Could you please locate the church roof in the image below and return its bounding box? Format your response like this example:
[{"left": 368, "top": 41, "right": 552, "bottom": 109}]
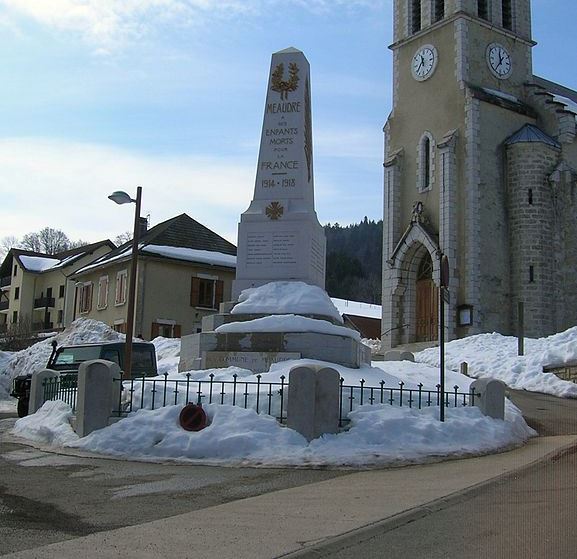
[{"left": 505, "top": 124, "right": 561, "bottom": 149}]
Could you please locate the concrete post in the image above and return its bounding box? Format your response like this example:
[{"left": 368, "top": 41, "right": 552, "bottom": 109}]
[
  {"left": 470, "top": 378, "right": 506, "bottom": 420},
  {"left": 287, "top": 366, "right": 340, "bottom": 441},
  {"left": 29, "top": 369, "right": 60, "bottom": 414},
  {"left": 76, "top": 359, "right": 122, "bottom": 437}
]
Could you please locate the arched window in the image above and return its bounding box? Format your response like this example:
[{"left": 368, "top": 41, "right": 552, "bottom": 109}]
[
  {"left": 478, "top": 0, "right": 489, "bottom": 21},
  {"left": 502, "top": 0, "right": 512, "bottom": 30},
  {"left": 411, "top": 0, "right": 422, "bottom": 33},
  {"left": 433, "top": 0, "right": 445, "bottom": 23},
  {"left": 418, "top": 132, "right": 435, "bottom": 192}
]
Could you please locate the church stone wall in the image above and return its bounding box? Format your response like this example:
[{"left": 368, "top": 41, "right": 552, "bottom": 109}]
[
  {"left": 477, "top": 103, "right": 534, "bottom": 334},
  {"left": 507, "top": 142, "right": 560, "bottom": 337}
]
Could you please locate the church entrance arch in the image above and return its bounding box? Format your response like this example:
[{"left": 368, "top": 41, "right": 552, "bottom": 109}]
[{"left": 415, "top": 252, "right": 438, "bottom": 342}]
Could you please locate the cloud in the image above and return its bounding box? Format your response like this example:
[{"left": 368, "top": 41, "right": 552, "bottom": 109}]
[
  {"left": 0, "top": 0, "right": 381, "bottom": 52},
  {"left": 0, "top": 137, "right": 254, "bottom": 243}
]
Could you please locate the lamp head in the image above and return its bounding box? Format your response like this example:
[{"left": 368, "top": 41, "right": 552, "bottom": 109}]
[{"left": 108, "top": 191, "right": 134, "bottom": 205}]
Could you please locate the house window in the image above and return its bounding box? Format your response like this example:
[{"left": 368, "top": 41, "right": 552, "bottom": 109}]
[
  {"left": 57, "top": 310, "right": 63, "bottom": 325},
  {"left": 411, "top": 0, "right": 421, "bottom": 33},
  {"left": 13, "top": 265, "right": 17, "bottom": 277},
  {"left": 97, "top": 276, "right": 109, "bottom": 310},
  {"left": 115, "top": 270, "right": 128, "bottom": 306},
  {"left": 113, "top": 321, "right": 126, "bottom": 334},
  {"left": 79, "top": 282, "right": 93, "bottom": 314},
  {"left": 478, "top": 0, "right": 489, "bottom": 20},
  {"left": 433, "top": 0, "right": 444, "bottom": 22},
  {"left": 191, "top": 277, "right": 224, "bottom": 310},
  {"left": 59, "top": 285, "right": 65, "bottom": 298},
  {"left": 502, "top": 0, "right": 512, "bottom": 30},
  {"left": 14, "top": 287, "right": 19, "bottom": 300},
  {"left": 12, "top": 310, "right": 17, "bottom": 323},
  {"left": 418, "top": 132, "right": 435, "bottom": 192},
  {"left": 151, "top": 321, "right": 182, "bottom": 339}
]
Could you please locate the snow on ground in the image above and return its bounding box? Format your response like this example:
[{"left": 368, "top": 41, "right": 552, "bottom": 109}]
[
  {"left": 0, "top": 318, "right": 124, "bottom": 398},
  {"left": 416, "top": 328, "right": 577, "bottom": 398},
  {"left": 232, "top": 282, "right": 343, "bottom": 323}
]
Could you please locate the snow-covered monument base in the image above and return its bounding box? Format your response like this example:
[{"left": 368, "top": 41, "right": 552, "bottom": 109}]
[{"left": 178, "top": 281, "right": 371, "bottom": 373}]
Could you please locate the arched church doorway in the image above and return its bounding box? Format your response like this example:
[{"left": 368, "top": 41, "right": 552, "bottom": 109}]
[{"left": 415, "top": 252, "right": 438, "bottom": 342}]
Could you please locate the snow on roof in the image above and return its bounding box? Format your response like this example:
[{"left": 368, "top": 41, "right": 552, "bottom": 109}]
[
  {"left": 233, "top": 281, "right": 343, "bottom": 323},
  {"left": 331, "top": 298, "right": 381, "bottom": 320},
  {"left": 74, "top": 247, "right": 133, "bottom": 275},
  {"left": 141, "top": 245, "right": 236, "bottom": 268},
  {"left": 18, "top": 255, "right": 61, "bottom": 272},
  {"left": 553, "top": 94, "right": 577, "bottom": 121}
]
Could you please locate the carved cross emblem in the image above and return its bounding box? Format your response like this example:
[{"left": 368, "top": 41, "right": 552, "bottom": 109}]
[{"left": 265, "top": 201, "right": 284, "bottom": 220}]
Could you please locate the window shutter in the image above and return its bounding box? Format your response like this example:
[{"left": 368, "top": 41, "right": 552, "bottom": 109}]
[
  {"left": 215, "top": 280, "right": 224, "bottom": 307},
  {"left": 151, "top": 322, "right": 160, "bottom": 339},
  {"left": 190, "top": 277, "right": 200, "bottom": 306},
  {"left": 174, "top": 324, "right": 182, "bottom": 338}
]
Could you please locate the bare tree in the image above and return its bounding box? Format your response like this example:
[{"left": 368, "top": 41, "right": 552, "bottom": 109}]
[
  {"left": 114, "top": 231, "right": 132, "bottom": 246},
  {"left": 0, "top": 236, "right": 20, "bottom": 260},
  {"left": 21, "top": 228, "right": 71, "bottom": 255}
]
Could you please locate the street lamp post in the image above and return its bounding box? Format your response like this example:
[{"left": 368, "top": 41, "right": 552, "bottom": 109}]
[{"left": 108, "top": 187, "right": 142, "bottom": 380}]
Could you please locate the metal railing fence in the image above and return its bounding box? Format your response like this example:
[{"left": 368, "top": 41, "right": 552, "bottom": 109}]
[{"left": 42, "top": 375, "right": 78, "bottom": 411}]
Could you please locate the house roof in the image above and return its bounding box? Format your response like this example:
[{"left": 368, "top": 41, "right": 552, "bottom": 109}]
[
  {"left": 0, "top": 240, "right": 115, "bottom": 276},
  {"left": 505, "top": 123, "right": 561, "bottom": 148},
  {"left": 74, "top": 213, "right": 237, "bottom": 275}
]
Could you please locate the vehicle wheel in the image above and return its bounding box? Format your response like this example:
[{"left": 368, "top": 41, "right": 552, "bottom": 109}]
[{"left": 17, "top": 399, "right": 29, "bottom": 418}]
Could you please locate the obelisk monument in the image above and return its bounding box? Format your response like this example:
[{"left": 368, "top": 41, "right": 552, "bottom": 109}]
[{"left": 233, "top": 47, "right": 326, "bottom": 299}]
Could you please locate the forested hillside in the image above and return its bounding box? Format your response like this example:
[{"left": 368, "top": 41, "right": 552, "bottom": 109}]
[{"left": 324, "top": 218, "right": 382, "bottom": 304}]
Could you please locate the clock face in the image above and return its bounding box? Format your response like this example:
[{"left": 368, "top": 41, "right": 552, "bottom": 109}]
[
  {"left": 486, "top": 43, "right": 512, "bottom": 79},
  {"left": 411, "top": 45, "right": 438, "bottom": 81}
]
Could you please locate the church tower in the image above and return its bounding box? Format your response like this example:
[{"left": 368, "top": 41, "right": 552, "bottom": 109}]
[{"left": 382, "top": 1, "right": 577, "bottom": 348}]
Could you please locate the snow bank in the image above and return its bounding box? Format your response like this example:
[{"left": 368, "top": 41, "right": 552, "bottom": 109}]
[
  {"left": 12, "top": 400, "right": 78, "bottom": 445},
  {"left": 151, "top": 336, "right": 181, "bottom": 376},
  {"left": 232, "top": 282, "right": 343, "bottom": 324},
  {"left": 0, "top": 318, "right": 124, "bottom": 399},
  {"left": 215, "top": 314, "right": 360, "bottom": 341},
  {"left": 37, "top": 398, "right": 534, "bottom": 467},
  {"left": 416, "top": 328, "right": 577, "bottom": 398},
  {"left": 331, "top": 298, "right": 381, "bottom": 320}
]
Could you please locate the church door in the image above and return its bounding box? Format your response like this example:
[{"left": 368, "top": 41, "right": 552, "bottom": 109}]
[{"left": 415, "top": 254, "right": 438, "bottom": 342}]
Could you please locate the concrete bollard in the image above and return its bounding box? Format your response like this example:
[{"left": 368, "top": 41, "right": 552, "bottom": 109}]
[
  {"left": 29, "top": 368, "right": 60, "bottom": 415},
  {"left": 76, "top": 359, "right": 122, "bottom": 437},
  {"left": 287, "top": 366, "right": 340, "bottom": 441},
  {"left": 470, "top": 378, "right": 506, "bottom": 420}
]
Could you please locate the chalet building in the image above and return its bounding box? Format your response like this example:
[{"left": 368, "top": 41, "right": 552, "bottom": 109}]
[
  {"left": 0, "top": 241, "right": 115, "bottom": 333},
  {"left": 71, "top": 213, "right": 237, "bottom": 340},
  {"left": 382, "top": 0, "right": 577, "bottom": 348}
]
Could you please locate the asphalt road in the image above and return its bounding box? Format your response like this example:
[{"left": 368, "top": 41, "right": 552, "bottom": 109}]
[
  {"left": 291, "top": 389, "right": 577, "bottom": 559},
  {"left": 0, "top": 417, "right": 348, "bottom": 556}
]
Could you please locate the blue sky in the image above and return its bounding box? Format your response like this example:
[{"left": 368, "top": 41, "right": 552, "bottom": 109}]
[{"left": 0, "top": 0, "right": 575, "bottom": 246}]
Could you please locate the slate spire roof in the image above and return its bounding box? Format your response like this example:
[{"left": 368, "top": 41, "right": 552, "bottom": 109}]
[{"left": 505, "top": 124, "right": 561, "bottom": 149}]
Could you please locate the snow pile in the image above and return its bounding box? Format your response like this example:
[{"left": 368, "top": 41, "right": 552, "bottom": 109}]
[
  {"left": 232, "top": 282, "right": 343, "bottom": 324},
  {"left": 0, "top": 318, "right": 124, "bottom": 398},
  {"left": 362, "top": 338, "right": 382, "bottom": 355},
  {"left": 16, "top": 398, "right": 533, "bottom": 468},
  {"left": 215, "top": 314, "right": 360, "bottom": 341},
  {"left": 416, "top": 328, "right": 577, "bottom": 398},
  {"left": 12, "top": 400, "right": 78, "bottom": 445},
  {"left": 151, "top": 337, "right": 181, "bottom": 376}
]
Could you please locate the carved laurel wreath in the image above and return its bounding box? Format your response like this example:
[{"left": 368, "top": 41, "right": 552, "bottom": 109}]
[
  {"left": 265, "top": 201, "right": 284, "bottom": 220},
  {"left": 271, "top": 63, "right": 300, "bottom": 99}
]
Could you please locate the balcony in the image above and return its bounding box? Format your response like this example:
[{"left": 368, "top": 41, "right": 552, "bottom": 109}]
[
  {"left": 0, "top": 300, "right": 8, "bottom": 312},
  {"left": 0, "top": 276, "right": 10, "bottom": 289},
  {"left": 34, "top": 297, "right": 56, "bottom": 309}
]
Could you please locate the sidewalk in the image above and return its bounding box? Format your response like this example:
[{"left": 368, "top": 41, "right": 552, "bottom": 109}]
[{"left": 4, "top": 435, "right": 575, "bottom": 559}]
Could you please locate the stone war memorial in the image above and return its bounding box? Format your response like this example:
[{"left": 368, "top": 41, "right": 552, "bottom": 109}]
[{"left": 179, "top": 48, "right": 371, "bottom": 374}]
